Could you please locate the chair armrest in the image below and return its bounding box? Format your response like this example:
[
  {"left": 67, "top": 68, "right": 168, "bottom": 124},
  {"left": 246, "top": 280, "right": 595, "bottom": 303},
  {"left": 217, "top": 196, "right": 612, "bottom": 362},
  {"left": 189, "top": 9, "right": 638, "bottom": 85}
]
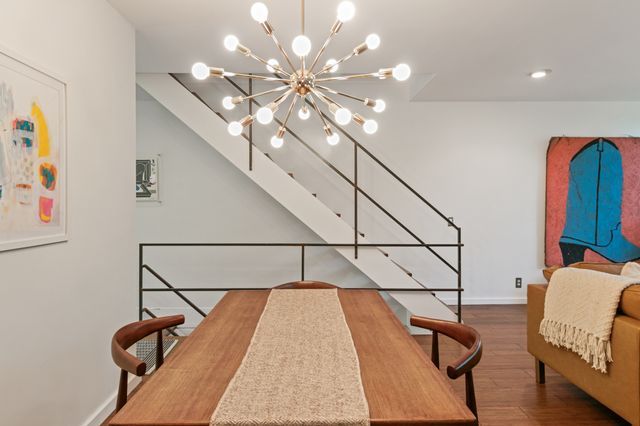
[
  {"left": 410, "top": 316, "right": 482, "bottom": 380},
  {"left": 111, "top": 315, "right": 185, "bottom": 375}
]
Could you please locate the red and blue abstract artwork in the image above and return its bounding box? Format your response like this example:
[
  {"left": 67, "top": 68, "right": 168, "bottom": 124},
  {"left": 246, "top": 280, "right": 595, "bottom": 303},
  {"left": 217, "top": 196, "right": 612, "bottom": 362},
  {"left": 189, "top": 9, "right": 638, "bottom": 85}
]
[{"left": 546, "top": 137, "right": 640, "bottom": 266}]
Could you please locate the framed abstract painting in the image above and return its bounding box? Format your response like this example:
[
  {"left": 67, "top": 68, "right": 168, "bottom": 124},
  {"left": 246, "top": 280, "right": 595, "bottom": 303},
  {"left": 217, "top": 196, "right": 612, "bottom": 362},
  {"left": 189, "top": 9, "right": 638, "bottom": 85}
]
[
  {"left": 0, "top": 49, "right": 67, "bottom": 252},
  {"left": 546, "top": 137, "right": 640, "bottom": 266}
]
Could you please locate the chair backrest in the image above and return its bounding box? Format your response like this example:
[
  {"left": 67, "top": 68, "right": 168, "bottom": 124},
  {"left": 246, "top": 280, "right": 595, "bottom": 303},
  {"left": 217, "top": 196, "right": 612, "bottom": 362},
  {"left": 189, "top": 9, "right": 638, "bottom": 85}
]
[
  {"left": 274, "top": 280, "right": 339, "bottom": 289},
  {"left": 111, "top": 315, "right": 185, "bottom": 376}
]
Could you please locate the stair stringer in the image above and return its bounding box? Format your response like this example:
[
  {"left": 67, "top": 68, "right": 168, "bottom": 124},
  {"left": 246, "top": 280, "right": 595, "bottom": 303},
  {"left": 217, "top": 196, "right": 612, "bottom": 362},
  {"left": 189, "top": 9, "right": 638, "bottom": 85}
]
[{"left": 137, "top": 73, "right": 456, "bottom": 322}]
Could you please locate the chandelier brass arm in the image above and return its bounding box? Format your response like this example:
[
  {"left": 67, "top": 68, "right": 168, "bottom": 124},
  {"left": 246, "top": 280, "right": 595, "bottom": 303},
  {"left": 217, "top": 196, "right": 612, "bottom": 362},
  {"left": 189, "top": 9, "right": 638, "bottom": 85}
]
[
  {"left": 315, "top": 71, "right": 385, "bottom": 83},
  {"left": 308, "top": 19, "right": 344, "bottom": 73},
  {"left": 230, "top": 85, "right": 291, "bottom": 107},
  {"left": 262, "top": 25, "right": 298, "bottom": 74},
  {"left": 225, "top": 71, "right": 290, "bottom": 82},
  {"left": 243, "top": 48, "right": 291, "bottom": 78},
  {"left": 315, "top": 85, "right": 366, "bottom": 104}
]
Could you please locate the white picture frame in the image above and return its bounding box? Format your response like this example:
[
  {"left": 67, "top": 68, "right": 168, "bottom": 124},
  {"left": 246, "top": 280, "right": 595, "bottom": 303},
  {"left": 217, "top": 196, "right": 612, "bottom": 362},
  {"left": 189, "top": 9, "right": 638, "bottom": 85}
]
[{"left": 0, "top": 47, "right": 68, "bottom": 252}]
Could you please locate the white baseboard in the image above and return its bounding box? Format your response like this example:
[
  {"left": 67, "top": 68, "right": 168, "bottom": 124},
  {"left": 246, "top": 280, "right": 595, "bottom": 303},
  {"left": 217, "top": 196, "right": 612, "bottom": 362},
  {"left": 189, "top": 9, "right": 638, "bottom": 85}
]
[
  {"left": 439, "top": 297, "right": 527, "bottom": 305},
  {"left": 80, "top": 340, "right": 178, "bottom": 426},
  {"left": 80, "top": 375, "right": 142, "bottom": 426}
]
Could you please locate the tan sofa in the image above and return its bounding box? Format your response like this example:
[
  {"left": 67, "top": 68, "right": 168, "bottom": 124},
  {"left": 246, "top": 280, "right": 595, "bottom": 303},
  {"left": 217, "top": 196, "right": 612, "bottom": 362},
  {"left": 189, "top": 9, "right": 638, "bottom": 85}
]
[{"left": 528, "top": 262, "right": 640, "bottom": 425}]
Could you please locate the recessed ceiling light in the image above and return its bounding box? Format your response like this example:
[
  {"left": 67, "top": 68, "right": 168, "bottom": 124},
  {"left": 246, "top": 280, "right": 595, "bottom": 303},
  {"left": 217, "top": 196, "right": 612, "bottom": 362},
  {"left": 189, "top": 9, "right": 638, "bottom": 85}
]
[{"left": 530, "top": 69, "right": 551, "bottom": 79}]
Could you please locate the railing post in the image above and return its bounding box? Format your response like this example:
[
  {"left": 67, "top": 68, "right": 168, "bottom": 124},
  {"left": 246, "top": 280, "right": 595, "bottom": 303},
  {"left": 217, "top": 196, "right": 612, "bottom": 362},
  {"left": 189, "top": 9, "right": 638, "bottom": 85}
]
[
  {"left": 248, "top": 76, "right": 253, "bottom": 171},
  {"left": 301, "top": 244, "right": 305, "bottom": 280},
  {"left": 354, "top": 142, "right": 358, "bottom": 259},
  {"left": 138, "top": 244, "right": 143, "bottom": 321},
  {"left": 457, "top": 228, "right": 462, "bottom": 323}
]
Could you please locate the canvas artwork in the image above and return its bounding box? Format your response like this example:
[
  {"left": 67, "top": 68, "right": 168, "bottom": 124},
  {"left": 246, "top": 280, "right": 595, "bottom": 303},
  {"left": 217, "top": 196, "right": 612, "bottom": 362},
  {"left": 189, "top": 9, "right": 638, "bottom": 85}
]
[
  {"left": 546, "top": 137, "right": 640, "bottom": 266},
  {"left": 0, "top": 50, "right": 67, "bottom": 251},
  {"left": 136, "top": 156, "right": 159, "bottom": 201}
]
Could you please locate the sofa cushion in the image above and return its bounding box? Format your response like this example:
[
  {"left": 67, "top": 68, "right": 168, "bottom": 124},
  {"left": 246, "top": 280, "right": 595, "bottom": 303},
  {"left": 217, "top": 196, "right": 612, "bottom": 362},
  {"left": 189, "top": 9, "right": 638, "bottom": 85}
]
[
  {"left": 620, "top": 285, "right": 640, "bottom": 321},
  {"left": 622, "top": 262, "right": 640, "bottom": 279},
  {"left": 542, "top": 262, "right": 640, "bottom": 321}
]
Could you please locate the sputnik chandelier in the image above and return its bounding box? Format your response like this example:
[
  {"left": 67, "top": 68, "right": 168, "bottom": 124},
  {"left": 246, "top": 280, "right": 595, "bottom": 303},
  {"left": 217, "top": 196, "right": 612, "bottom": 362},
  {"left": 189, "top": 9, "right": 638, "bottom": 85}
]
[{"left": 191, "top": 0, "right": 411, "bottom": 148}]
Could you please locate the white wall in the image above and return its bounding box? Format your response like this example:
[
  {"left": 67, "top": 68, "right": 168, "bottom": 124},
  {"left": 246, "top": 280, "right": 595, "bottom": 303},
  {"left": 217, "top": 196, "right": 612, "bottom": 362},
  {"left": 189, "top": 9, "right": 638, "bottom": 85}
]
[
  {"left": 0, "top": 1, "right": 135, "bottom": 425},
  {"left": 161, "top": 77, "right": 640, "bottom": 305},
  {"left": 365, "top": 96, "right": 640, "bottom": 304}
]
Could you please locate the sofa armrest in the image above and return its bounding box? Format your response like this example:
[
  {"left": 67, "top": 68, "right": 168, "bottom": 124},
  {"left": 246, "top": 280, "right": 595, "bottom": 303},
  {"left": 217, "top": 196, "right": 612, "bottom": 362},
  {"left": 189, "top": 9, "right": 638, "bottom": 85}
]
[
  {"left": 527, "top": 283, "right": 640, "bottom": 425},
  {"left": 527, "top": 284, "right": 547, "bottom": 356}
]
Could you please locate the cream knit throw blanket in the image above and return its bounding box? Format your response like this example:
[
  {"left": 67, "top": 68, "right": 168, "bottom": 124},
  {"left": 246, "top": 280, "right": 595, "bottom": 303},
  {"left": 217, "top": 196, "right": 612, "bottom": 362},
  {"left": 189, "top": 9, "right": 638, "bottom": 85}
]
[
  {"left": 540, "top": 265, "right": 640, "bottom": 373},
  {"left": 211, "top": 289, "right": 369, "bottom": 426}
]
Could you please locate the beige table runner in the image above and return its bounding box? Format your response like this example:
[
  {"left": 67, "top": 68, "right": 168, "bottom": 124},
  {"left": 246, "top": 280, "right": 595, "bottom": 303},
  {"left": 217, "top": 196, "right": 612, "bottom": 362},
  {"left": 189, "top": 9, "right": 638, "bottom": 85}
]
[{"left": 210, "top": 289, "right": 369, "bottom": 426}]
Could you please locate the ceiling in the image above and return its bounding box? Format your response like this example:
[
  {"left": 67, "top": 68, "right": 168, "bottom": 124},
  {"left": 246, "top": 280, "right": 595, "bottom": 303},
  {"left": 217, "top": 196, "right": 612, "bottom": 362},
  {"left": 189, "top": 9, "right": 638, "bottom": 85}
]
[{"left": 110, "top": 0, "right": 640, "bottom": 101}]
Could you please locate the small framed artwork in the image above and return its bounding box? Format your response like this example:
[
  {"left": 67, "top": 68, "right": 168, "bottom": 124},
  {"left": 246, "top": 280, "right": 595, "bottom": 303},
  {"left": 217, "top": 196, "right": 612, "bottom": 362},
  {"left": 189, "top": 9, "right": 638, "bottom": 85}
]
[
  {"left": 0, "top": 48, "right": 67, "bottom": 252},
  {"left": 136, "top": 155, "right": 160, "bottom": 202}
]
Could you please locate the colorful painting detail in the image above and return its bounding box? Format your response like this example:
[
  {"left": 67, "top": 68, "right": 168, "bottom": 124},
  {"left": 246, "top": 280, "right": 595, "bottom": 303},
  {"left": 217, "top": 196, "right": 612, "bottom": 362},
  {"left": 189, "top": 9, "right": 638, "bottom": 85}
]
[
  {"left": 546, "top": 137, "right": 640, "bottom": 266},
  {"left": 0, "top": 50, "right": 66, "bottom": 251},
  {"left": 136, "top": 157, "right": 159, "bottom": 202},
  {"left": 39, "top": 162, "right": 57, "bottom": 190}
]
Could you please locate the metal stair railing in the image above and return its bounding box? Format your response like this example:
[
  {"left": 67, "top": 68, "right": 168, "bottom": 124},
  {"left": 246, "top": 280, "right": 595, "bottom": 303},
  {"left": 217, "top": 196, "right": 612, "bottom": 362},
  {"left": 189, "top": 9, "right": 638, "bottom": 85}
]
[
  {"left": 167, "top": 73, "right": 464, "bottom": 321},
  {"left": 138, "top": 243, "right": 464, "bottom": 322}
]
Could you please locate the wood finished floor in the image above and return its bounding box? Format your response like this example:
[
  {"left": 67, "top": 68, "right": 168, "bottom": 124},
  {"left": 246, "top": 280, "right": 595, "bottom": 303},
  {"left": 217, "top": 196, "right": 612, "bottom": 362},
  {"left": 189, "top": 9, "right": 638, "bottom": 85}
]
[
  {"left": 104, "top": 305, "right": 628, "bottom": 426},
  {"left": 413, "top": 305, "right": 628, "bottom": 425}
]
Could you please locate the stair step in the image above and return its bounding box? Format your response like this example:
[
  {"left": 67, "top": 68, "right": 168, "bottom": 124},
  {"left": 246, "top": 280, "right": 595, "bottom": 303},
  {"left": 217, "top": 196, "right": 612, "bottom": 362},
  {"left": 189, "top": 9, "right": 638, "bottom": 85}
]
[
  {"left": 287, "top": 172, "right": 294, "bottom": 179},
  {"left": 359, "top": 232, "right": 365, "bottom": 238},
  {"left": 264, "top": 153, "right": 272, "bottom": 160},
  {"left": 312, "top": 193, "right": 317, "bottom": 198},
  {"left": 335, "top": 212, "right": 341, "bottom": 218},
  {"left": 390, "top": 258, "right": 413, "bottom": 277}
]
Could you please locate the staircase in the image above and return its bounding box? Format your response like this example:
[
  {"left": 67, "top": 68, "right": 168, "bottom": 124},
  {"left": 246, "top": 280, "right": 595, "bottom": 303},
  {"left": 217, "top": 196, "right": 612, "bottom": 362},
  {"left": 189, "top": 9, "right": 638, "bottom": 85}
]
[{"left": 137, "top": 73, "right": 461, "bottom": 322}]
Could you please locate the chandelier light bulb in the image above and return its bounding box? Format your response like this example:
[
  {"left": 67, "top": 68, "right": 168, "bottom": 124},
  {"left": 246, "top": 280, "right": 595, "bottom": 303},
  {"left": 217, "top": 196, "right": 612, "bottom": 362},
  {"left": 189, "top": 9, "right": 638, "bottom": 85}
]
[
  {"left": 392, "top": 63, "right": 411, "bottom": 81},
  {"left": 191, "top": 62, "right": 210, "bottom": 80},
  {"left": 325, "top": 58, "right": 339, "bottom": 73},
  {"left": 250, "top": 2, "right": 269, "bottom": 23},
  {"left": 363, "top": 119, "right": 378, "bottom": 134},
  {"left": 256, "top": 107, "right": 274, "bottom": 124},
  {"left": 270, "top": 135, "right": 284, "bottom": 148},
  {"left": 327, "top": 133, "right": 340, "bottom": 146},
  {"left": 373, "top": 99, "right": 386, "bottom": 113},
  {"left": 266, "top": 58, "right": 279, "bottom": 73},
  {"left": 224, "top": 35, "right": 240, "bottom": 51},
  {"left": 337, "top": 1, "right": 356, "bottom": 22},
  {"left": 334, "top": 107, "right": 352, "bottom": 125},
  {"left": 298, "top": 106, "right": 310, "bottom": 120},
  {"left": 365, "top": 34, "right": 381, "bottom": 50},
  {"left": 222, "top": 96, "right": 235, "bottom": 110},
  {"left": 228, "top": 121, "right": 243, "bottom": 136},
  {"left": 292, "top": 35, "right": 312, "bottom": 57}
]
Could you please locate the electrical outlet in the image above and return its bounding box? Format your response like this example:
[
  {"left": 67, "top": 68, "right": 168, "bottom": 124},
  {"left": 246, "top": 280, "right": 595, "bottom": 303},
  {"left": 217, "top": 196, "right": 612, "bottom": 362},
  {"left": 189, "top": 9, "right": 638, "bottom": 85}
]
[{"left": 515, "top": 277, "right": 522, "bottom": 288}]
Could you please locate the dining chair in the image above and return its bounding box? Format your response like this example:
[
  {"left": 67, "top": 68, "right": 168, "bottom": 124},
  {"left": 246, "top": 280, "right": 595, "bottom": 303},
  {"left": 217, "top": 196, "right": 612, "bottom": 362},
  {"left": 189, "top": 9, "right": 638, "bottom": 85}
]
[
  {"left": 274, "top": 280, "right": 338, "bottom": 289},
  {"left": 111, "top": 315, "right": 185, "bottom": 412},
  {"left": 410, "top": 315, "right": 482, "bottom": 418}
]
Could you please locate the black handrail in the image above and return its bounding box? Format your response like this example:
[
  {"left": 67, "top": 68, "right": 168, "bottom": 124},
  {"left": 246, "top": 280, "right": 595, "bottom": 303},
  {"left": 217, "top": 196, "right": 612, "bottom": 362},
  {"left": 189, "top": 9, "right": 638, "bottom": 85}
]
[{"left": 139, "top": 242, "right": 463, "bottom": 323}]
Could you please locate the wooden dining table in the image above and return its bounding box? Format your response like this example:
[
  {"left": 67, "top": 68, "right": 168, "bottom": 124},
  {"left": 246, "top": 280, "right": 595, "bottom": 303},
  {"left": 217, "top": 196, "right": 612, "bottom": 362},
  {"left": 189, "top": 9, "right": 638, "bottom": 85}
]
[{"left": 110, "top": 289, "right": 476, "bottom": 426}]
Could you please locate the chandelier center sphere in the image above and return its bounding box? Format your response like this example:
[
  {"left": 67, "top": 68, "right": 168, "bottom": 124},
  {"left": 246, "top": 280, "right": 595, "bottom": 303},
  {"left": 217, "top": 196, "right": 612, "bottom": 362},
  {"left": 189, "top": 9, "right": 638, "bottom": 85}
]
[{"left": 291, "top": 70, "right": 315, "bottom": 96}]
